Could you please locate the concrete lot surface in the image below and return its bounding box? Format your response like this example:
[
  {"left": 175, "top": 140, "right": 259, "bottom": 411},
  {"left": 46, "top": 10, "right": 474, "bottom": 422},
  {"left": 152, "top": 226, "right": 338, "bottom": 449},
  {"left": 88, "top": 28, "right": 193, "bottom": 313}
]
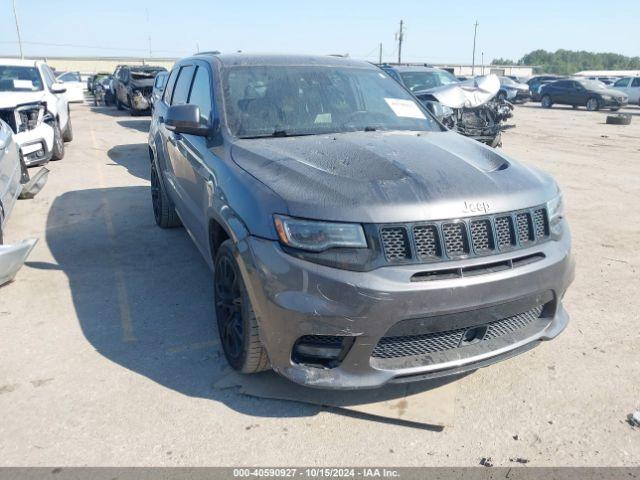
[{"left": 1, "top": 102, "right": 639, "bottom": 466}]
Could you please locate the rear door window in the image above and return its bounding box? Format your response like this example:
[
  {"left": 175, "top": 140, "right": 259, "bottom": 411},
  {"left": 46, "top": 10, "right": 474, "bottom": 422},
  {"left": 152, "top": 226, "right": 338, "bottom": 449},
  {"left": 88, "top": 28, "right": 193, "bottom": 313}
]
[
  {"left": 171, "top": 65, "right": 196, "bottom": 105},
  {"left": 162, "top": 68, "right": 179, "bottom": 104}
]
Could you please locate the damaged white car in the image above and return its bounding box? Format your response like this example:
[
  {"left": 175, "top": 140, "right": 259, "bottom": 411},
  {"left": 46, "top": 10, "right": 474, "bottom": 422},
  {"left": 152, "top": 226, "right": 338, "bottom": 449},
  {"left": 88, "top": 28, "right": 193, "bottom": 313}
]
[
  {"left": 0, "top": 59, "right": 74, "bottom": 164},
  {"left": 0, "top": 118, "right": 48, "bottom": 286}
]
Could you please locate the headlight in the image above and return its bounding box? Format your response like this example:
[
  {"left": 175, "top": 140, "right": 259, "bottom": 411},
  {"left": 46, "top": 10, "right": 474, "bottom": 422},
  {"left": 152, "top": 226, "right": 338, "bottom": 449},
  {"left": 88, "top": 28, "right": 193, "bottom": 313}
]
[
  {"left": 15, "top": 103, "right": 45, "bottom": 133},
  {"left": 274, "top": 215, "right": 367, "bottom": 252},
  {"left": 546, "top": 193, "right": 564, "bottom": 236}
]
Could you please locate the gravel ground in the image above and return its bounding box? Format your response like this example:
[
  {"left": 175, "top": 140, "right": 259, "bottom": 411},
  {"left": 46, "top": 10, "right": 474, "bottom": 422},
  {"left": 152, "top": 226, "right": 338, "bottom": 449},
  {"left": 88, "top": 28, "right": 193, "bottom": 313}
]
[{"left": 0, "top": 101, "right": 639, "bottom": 466}]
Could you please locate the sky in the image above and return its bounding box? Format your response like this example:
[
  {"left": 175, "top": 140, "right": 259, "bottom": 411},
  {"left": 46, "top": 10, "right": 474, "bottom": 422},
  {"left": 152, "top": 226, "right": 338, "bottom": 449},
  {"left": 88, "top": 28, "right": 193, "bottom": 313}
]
[{"left": 1, "top": 0, "right": 638, "bottom": 64}]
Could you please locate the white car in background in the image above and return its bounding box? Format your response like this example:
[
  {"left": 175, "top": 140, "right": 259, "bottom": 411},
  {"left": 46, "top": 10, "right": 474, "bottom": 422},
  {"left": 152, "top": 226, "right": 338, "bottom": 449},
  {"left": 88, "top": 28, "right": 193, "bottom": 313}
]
[
  {"left": 0, "top": 58, "right": 73, "bottom": 164},
  {"left": 612, "top": 77, "right": 640, "bottom": 105},
  {"left": 56, "top": 71, "right": 86, "bottom": 103},
  {"left": 0, "top": 118, "right": 47, "bottom": 286}
]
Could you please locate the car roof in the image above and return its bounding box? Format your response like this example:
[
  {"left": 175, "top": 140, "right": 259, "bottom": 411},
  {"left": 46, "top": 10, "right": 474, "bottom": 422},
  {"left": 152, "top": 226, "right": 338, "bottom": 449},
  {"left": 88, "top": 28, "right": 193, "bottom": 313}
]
[
  {"left": 0, "top": 58, "right": 41, "bottom": 67},
  {"left": 183, "top": 53, "right": 375, "bottom": 69},
  {"left": 380, "top": 65, "right": 447, "bottom": 73}
]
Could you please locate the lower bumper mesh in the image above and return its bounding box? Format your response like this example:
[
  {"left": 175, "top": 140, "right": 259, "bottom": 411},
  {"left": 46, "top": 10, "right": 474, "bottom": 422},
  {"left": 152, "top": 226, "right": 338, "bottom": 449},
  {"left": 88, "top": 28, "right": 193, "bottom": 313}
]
[{"left": 371, "top": 305, "right": 544, "bottom": 359}]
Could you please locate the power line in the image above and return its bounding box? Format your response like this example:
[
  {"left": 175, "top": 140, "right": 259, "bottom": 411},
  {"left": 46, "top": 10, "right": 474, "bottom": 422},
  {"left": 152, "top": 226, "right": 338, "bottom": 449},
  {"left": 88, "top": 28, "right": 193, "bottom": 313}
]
[{"left": 0, "top": 40, "right": 188, "bottom": 56}]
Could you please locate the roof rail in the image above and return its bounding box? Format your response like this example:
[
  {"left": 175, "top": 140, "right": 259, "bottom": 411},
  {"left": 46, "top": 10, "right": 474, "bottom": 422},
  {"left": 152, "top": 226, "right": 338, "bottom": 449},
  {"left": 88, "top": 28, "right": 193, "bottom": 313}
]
[{"left": 195, "top": 51, "right": 221, "bottom": 56}]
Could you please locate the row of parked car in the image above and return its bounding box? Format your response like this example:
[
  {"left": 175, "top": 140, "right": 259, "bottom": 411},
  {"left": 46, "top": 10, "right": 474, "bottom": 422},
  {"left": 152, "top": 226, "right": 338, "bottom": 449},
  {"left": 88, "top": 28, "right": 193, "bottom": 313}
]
[
  {"left": 528, "top": 74, "right": 639, "bottom": 111},
  {"left": 87, "top": 64, "right": 167, "bottom": 115},
  {"left": 0, "top": 57, "right": 78, "bottom": 284}
]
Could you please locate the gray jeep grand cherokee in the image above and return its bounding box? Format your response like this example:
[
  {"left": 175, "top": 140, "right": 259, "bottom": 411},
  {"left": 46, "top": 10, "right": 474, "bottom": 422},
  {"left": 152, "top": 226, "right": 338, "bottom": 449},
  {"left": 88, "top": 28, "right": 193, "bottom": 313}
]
[{"left": 148, "top": 54, "right": 574, "bottom": 389}]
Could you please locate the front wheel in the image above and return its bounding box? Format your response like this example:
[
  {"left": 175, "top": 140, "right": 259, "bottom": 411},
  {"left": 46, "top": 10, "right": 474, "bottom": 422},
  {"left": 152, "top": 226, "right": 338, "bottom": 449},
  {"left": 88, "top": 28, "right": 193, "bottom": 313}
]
[
  {"left": 150, "top": 162, "right": 181, "bottom": 228},
  {"left": 541, "top": 95, "right": 553, "bottom": 108},
  {"left": 214, "top": 240, "right": 270, "bottom": 374},
  {"left": 586, "top": 97, "right": 599, "bottom": 111},
  {"left": 62, "top": 114, "right": 73, "bottom": 142},
  {"left": 50, "top": 120, "right": 65, "bottom": 160}
]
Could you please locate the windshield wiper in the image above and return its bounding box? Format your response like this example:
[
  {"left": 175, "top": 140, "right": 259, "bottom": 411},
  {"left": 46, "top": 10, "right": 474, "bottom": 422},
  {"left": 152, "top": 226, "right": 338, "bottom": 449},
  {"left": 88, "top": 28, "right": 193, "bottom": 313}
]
[{"left": 239, "top": 130, "right": 318, "bottom": 139}]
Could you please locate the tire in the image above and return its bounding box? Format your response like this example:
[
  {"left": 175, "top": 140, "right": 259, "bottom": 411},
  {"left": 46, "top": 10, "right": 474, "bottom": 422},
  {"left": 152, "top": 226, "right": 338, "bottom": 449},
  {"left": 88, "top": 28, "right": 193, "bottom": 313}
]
[
  {"left": 586, "top": 97, "right": 599, "bottom": 111},
  {"left": 50, "top": 120, "right": 65, "bottom": 160},
  {"left": 541, "top": 95, "right": 553, "bottom": 108},
  {"left": 62, "top": 114, "right": 73, "bottom": 142},
  {"left": 610, "top": 107, "right": 620, "bottom": 112},
  {"left": 150, "top": 161, "right": 181, "bottom": 228},
  {"left": 606, "top": 114, "right": 632, "bottom": 125},
  {"left": 19, "top": 155, "right": 29, "bottom": 184},
  {"left": 572, "top": 105, "right": 579, "bottom": 109},
  {"left": 214, "top": 239, "right": 270, "bottom": 374},
  {"left": 116, "top": 97, "right": 124, "bottom": 110}
]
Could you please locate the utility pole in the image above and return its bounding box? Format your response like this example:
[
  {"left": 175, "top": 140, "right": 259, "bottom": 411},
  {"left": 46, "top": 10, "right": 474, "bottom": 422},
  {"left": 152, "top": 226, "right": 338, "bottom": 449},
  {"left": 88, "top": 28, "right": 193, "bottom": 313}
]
[
  {"left": 481, "top": 52, "right": 484, "bottom": 75},
  {"left": 471, "top": 20, "right": 479, "bottom": 75},
  {"left": 378, "top": 43, "right": 382, "bottom": 64},
  {"left": 396, "top": 20, "right": 404, "bottom": 64},
  {"left": 12, "top": 0, "right": 23, "bottom": 59}
]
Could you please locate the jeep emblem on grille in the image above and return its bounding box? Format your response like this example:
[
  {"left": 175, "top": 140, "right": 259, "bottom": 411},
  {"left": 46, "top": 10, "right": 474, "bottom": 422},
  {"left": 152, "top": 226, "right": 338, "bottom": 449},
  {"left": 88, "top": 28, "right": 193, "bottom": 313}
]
[{"left": 463, "top": 201, "right": 490, "bottom": 214}]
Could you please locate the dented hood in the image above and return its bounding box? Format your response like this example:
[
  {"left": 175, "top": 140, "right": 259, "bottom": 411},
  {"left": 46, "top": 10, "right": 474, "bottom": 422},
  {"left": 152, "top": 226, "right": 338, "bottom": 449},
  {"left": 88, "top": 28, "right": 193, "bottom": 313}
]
[
  {"left": 416, "top": 74, "right": 501, "bottom": 109},
  {"left": 0, "top": 91, "right": 47, "bottom": 109},
  {"left": 231, "top": 130, "right": 557, "bottom": 223}
]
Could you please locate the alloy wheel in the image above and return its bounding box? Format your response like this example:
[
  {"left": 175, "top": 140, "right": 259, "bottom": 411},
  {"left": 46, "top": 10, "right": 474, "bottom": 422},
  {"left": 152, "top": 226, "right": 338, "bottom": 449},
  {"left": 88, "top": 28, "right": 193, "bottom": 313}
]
[
  {"left": 150, "top": 166, "right": 161, "bottom": 223},
  {"left": 215, "top": 256, "right": 244, "bottom": 361}
]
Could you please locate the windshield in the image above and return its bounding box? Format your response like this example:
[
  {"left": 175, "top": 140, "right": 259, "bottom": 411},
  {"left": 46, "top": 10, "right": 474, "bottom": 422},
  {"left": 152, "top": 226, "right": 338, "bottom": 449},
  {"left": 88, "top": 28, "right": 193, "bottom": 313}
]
[
  {"left": 578, "top": 79, "right": 606, "bottom": 89},
  {"left": 0, "top": 66, "right": 43, "bottom": 92},
  {"left": 399, "top": 70, "right": 459, "bottom": 91},
  {"left": 223, "top": 66, "right": 441, "bottom": 138},
  {"left": 131, "top": 69, "right": 165, "bottom": 80},
  {"left": 500, "top": 76, "right": 517, "bottom": 85}
]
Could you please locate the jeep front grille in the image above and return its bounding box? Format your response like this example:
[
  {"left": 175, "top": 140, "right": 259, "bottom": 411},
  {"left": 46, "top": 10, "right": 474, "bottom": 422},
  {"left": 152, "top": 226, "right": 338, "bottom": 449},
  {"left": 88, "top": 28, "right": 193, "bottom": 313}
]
[{"left": 379, "top": 206, "right": 550, "bottom": 264}]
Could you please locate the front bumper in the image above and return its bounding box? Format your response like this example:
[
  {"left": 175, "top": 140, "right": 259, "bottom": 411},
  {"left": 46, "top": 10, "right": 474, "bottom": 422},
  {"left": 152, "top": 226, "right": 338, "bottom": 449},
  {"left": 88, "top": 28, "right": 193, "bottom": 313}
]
[
  {"left": 238, "top": 224, "right": 574, "bottom": 389},
  {"left": 130, "top": 93, "right": 151, "bottom": 112},
  {"left": 15, "top": 124, "right": 54, "bottom": 166},
  {"left": 601, "top": 97, "right": 628, "bottom": 108}
]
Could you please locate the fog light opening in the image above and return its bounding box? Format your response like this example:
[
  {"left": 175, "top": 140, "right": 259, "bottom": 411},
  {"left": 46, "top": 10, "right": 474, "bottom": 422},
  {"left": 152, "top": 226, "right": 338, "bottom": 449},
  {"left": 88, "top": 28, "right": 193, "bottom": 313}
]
[{"left": 292, "top": 335, "right": 354, "bottom": 369}]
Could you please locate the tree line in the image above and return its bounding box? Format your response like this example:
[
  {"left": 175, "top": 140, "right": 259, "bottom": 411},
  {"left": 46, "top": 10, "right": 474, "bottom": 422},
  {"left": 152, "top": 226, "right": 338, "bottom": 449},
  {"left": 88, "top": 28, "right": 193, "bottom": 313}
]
[{"left": 491, "top": 49, "right": 640, "bottom": 74}]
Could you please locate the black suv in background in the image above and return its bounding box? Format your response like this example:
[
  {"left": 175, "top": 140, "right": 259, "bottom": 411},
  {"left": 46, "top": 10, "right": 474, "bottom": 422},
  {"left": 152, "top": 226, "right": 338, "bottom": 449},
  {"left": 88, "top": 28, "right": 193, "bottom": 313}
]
[
  {"left": 539, "top": 78, "right": 628, "bottom": 111},
  {"left": 113, "top": 65, "right": 167, "bottom": 115}
]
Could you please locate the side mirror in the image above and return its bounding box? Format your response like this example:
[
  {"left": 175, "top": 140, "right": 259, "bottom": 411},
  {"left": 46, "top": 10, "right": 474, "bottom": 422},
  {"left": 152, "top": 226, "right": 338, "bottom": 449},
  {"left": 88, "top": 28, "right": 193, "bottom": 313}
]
[
  {"left": 165, "top": 104, "right": 210, "bottom": 136},
  {"left": 50, "top": 83, "right": 67, "bottom": 94}
]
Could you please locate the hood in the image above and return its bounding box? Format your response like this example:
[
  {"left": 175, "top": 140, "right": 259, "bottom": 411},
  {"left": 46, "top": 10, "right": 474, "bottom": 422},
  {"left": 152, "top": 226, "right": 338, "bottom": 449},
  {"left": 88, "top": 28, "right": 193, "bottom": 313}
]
[
  {"left": 415, "top": 74, "right": 501, "bottom": 109},
  {"left": 504, "top": 83, "right": 529, "bottom": 92},
  {"left": 598, "top": 88, "right": 627, "bottom": 98},
  {"left": 130, "top": 78, "right": 156, "bottom": 88},
  {"left": 231, "top": 130, "right": 557, "bottom": 223},
  {"left": 0, "top": 91, "right": 46, "bottom": 109}
]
